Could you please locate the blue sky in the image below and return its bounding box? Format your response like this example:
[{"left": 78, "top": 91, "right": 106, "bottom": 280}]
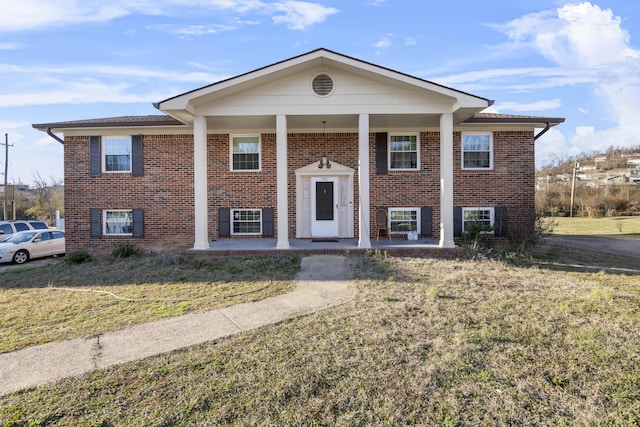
[{"left": 1, "top": 0, "right": 639, "bottom": 185}]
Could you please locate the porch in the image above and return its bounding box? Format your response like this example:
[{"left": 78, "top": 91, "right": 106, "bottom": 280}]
[{"left": 196, "top": 238, "right": 464, "bottom": 257}]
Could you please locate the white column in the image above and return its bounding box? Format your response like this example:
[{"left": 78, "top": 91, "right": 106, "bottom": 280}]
[
  {"left": 193, "top": 115, "right": 209, "bottom": 250},
  {"left": 276, "top": 114, "right": 290, "bottom": 249},
  {"left": 439, "top": 113, "right": 455, "bottom": 248},
  {"left": 358, "top": 113, "right": 371, "bottom": 249}
]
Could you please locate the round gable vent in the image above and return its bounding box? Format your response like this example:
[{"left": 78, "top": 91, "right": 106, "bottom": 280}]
[{"left": 312, "top": 73, "right": 334, "bottom": 96}]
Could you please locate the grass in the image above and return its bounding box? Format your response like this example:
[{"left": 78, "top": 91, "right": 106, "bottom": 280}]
[
  {"left": 0, "top": 253, "right": 300, "bottom": 353},
  {"left": 551, "top": 215, "right": 640, "bottom": 237},
  {"left": 1, "top": 247, "right": 639, "bottom": 425}
]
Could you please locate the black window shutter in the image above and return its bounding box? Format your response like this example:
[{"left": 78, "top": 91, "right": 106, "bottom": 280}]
[
  {"left": 89, "top": 136, "right": 101, "bottom": 177},
  {"left": 219, "top": 208, "right": 231, "bottom": 237},
  {"left": 262, "top": 208, "right": 274, "bottom": 237},
  {"left": 375, "top": 132, "right": 388, "bottom": 175},
  {"left": 494, "top": 207, "right": 507, "bottom": 237},
  {"left": 453, "top": 207, "right": 462, "bottom": 237},
  {"left": 131, "top": 135, "right": 143, "bottom": 177},
  {"left": 90, "top": 209, "right": 102, "bottom": 238},
  {"left": 132, "top": 209, "right": 144, "bottom": 238},
  {"left": 420, "top": 207, "right": 433, "bottom": 237}
]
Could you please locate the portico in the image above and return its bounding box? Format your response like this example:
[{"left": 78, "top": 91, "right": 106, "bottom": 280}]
[{"left": 155, "top": 48, "right": 491, "bottom": 251}]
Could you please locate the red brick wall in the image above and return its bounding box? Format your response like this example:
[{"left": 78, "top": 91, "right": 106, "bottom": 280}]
[
  {"left": 64, "top": 130, "right": 535, "bottom": 253},
  {"left": 453, "top": 131, "right": 536, "bottom": 235},
  {"left": 64, "top": 135, "right": 194, "bottom": 254}
]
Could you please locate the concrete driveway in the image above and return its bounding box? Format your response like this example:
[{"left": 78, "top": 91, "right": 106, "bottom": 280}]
[{"left": 544, "top": 235, "right": 640, "bottom": 259}]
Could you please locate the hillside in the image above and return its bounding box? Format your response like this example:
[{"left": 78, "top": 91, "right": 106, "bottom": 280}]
[{"left": 536, "top": 146, "right": 640, "bottom": 217}]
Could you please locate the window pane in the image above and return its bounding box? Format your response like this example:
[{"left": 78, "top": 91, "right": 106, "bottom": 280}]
[
  {"left": 389, "top": 135, "right": 418, "bottom": 169},
  {"left": 232, "top": 210, "right": 261, "bottom": 234},
  {"left": 233, "top": 153, "right": 260, "bottom": 170},
  {"left": 232, "top": 137, "right": 260, "bottom": 170},
  {"left": 463, "top": 152, "right": 490, "bottom": 168},
  {"left": 106, "top": 154, "right": 131, "bottom": 171},
  {"left": 104, "top": 137, "right": 131, "bottom": 172},
  {"left": 390, "top": 209, "right": 417, "bottom": 232},
  {"left": 462, "top": 134, "right": 491, "bottom": 169},
  {"left": 105, "top": 210, "right": 133, "bottom": 235},
  {"left": 463, "top": 134, "right": 490, "bottom": 151},
  {"left": 463, "top": 209, "right": 492, "bottom": 231}
]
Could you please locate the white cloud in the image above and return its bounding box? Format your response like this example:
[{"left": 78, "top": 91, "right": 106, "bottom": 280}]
[
  {"left": 271, "top": 1, "right": 338, "bottom": 30},
  {"left": 147, "top": 23, "right": 238, "bottom": 36},
  {"left": 492, "top": 2, "right": 640, "bottom": 161},
  {"left": 0, "top": 120, "right": 28, "bottom": 130},
  {"left": 498, "top": 3, "right": 639, "bottom": 68},
  {"left": 433, "top": 66, "right": 598, "bottom": 95},
  {"left": 0, "top": 0, "right": 337, "bottom": 33},
  {"left": 0, "top": 43, "right": 23, "bottom": 50},
  {"left": 373, "top": 35, "right": 392, "bottom": 50},
  {"left": 488, "top": 99, "right": 562, "bottom": 113},
  {"left": 0, "top": 0, "right": 135, "bottom": 32}
]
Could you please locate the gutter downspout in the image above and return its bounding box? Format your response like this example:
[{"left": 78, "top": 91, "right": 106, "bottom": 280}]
[
  {"left": 46, "top": 128, "right": 64, "bottom": 144},
  {"left": 534, "top": 122, "right": 552, "bottom": 141}
]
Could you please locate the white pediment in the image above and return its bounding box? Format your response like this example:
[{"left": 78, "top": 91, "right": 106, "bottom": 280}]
[
  {"left": 295, "top": 160, "right": 354, "bottom": 177},
  {"left": 157, "top": 49, "right": 491, "bottom": 126}
]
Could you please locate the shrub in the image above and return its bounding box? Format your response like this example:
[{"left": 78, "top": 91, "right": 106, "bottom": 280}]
[
  {"left": 64, "top": 249, "right": 92, "bottom": 264},
  {"left": 508, "top": 215, "right": 557, "bottom": 255},
  {"left": 461, "top": 221, "right": 492, "bottom": 250},
  {"left": 110, "top": 242, "right": 140, "bottom": 259}
]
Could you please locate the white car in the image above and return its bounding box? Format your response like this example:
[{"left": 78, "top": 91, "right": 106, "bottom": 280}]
[{"left": 0, "top": 230, "right": 65, "bottom": 264}]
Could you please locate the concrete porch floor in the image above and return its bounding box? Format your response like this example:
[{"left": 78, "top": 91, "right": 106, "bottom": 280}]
[{"left": 197, "top": 238, "right": 464, "bottom": 257}]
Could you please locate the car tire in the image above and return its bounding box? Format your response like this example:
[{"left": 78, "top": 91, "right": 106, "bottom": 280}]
[{"left": 13, "top": 250, "right": 29, "bottom": 265}]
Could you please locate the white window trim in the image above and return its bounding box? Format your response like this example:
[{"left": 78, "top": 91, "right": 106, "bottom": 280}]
[
  {"left": 462, "top": 207, "right": 495, "bottom": 234},
  {"left": 388, "top": 207, "right": 420, "bottom": 234},
  {"left": 102, "top": 136, "right": 132, "bottom": 173},
  {"left": 231, "top": 209, "right": 262, "bottom": 235},
  {"left": 388, "top": 133, "right": 420, "bottom": 171},
  {"left": 230, "top": 134, "right": 262, "bottom": 172},
  {"left": 104, "top": 209, "right": 133, "bottom": 236},
  {"left": 461, "top": 132, "right": 493, "bottom": 170}
]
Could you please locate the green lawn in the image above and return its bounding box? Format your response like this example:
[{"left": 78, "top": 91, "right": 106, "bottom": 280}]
[
  {"left": 0, "top": 254, "right": 299, "bottom": 353},
  {"left": 1, "top": 249, "right": 639, "bottom": 425},
  {"left": 551, "top": 215, "right": 640, "bottom": 237}
]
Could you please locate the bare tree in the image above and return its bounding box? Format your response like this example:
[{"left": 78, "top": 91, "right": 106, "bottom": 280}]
[{"left": 24, "top": 173, "right": 64, "bottom": 225}]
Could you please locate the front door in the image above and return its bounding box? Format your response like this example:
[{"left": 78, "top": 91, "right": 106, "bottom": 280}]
[{"left": 311, "top": 177, "right": 338, "bottom": 237}]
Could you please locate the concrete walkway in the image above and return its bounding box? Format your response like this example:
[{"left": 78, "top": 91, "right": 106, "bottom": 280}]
[{"left": 0, "top": 254, "right": 353, "bottom": 396}]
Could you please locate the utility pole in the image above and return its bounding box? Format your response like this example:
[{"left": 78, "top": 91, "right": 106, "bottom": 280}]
[
  {"left": 1, "top": 133, "right": 13, "bottom": 220},
  {"left": 569, "top": 159, "right": 579, "bottom": 218}
]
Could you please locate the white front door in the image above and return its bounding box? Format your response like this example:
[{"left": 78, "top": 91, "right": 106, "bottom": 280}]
[{"left": 311, "top": 177, "right": 338, "bottom": 237}]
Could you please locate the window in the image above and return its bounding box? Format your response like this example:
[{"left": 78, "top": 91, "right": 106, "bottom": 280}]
[
  {"left": 231, "top": 135, "right": 261, "bottom": 171},
  {"left": 104, "top": 210, "right": 133, "bottom": 235},
  {"left": 389, "top": 208, "right": 419, "bottom": 233},
  {"left": 389, "top": 134, "right": 419, "bottom": 170},
  {"left": 462, "top": 133, "right": 492, "bottom": 169},
  {"left": 14, "top": 223, "right": 29, "bottom": 232},
  {"left": 462, "top": 207, "right": 494, "bottom": 233},
  {"left": 103, "top": 136, "right": 132, "bottom": 172},
  {"left": 232, "top": 209, "right": 262, "bottom": 235}
]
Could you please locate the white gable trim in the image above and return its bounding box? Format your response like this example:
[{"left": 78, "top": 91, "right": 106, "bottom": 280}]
[{"left": 157, "top": 49, "right": 491, "bottom": 121}]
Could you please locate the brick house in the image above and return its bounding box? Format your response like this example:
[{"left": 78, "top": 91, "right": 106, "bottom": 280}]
[{"left": 33, "top": 48, "right": 563, "bottom": 254}]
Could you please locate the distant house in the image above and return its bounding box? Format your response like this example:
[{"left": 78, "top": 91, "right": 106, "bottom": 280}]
[{"left": 33, "top": 48, "right": 564, "bottom": 254}]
